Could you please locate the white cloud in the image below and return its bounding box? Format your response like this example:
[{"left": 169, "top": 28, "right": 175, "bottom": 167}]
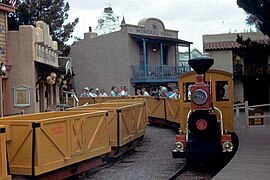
[{"left": 66, "top": 0, "right": 252, "bottom": 51}]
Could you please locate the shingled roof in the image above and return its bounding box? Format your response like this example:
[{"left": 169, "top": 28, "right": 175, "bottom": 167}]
[{"left": 204, "top": 39, "right": 270, "bottom": 50}]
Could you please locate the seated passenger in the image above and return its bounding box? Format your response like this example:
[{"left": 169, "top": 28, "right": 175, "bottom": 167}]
[
  {"left": 136, "top": 89, "right": 142, "bottom": 96},
  {"left": 120, "top": 86, "right": 128, "bottom": 96},
  {"left": 80, "top": 87, "right": 90, "bottom": 97},
  {"left": 169, "top": 88, "right": 180, "bottom": 99},
  {"left": 110, "top": 86, "right": 117, "bottom": 97},
  {"left": 99, "top": 89, "right": 108, "bottom": 97},
  {"left": 142, "top": 87, "right": 149, "bottom": 96},
  {"left": 89, "top": 88, "right": 97, "bottom": 97}
]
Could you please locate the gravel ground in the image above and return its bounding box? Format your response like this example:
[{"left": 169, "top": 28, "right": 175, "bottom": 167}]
[{"left": 86, "top": 125, "right": 185, "bottom": 180}]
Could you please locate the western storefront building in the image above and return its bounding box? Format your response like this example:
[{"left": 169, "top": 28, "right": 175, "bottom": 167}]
[
  {"left": 6, "top": 21, "right": 61, "bottom": 114},
  {"left": 203, "top": 32, "right": 270, "bottom": 106},
  {"left": 70, "top": 18, "right": 192, "bottom": 94}
]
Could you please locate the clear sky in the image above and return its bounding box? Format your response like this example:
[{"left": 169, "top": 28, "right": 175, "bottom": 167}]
[{"left": 66, "top": 0, "right": 253, "bottom": 52}]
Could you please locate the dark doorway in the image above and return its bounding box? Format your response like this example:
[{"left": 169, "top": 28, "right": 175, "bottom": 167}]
[
  {"left": 163, "top": 46, "right": 168, "bottom": 65},
  {"left": 243, "top": 76, "right": 269, "bottom": 106}
]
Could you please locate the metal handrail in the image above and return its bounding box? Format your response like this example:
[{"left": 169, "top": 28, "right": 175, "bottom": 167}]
[
  {"left": 234, "top": 101, "right": 270, "bottom": 127},
  {"left": 185, "top": 110, "right": 192, "bottom": 141},
  {"left": 62, "top": 91, "right": 79, "bottom": 107},
  {"left": 214, "top": 107, "right": 224, "bottom": 135}
]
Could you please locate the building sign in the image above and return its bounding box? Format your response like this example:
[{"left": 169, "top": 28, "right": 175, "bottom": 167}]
[
  {"left": 135, "top": 27, "right": 173, "bottom": 37},
  {"left": 13, "top": 86, "right": 31, "bottom": 107},
  {"left": 127, "top": 18, "right": 178, "bottom": 38}
]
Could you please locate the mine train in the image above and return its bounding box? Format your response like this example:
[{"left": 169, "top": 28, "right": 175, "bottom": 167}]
[
  {"left": 0, "top": 58, "right": 239, "bottom": 179},
  {"left": 172, "top": 57, "right": 239, "bottom": 162}
]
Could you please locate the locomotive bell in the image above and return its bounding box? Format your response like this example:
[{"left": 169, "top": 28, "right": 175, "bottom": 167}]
[{"left": 189, "top": 56, "right": 214, "bottom": 110}]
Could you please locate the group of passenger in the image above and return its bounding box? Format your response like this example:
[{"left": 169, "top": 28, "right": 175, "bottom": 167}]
[
  {"left": 110, "top": 86, "right": 129, "bottom": 97},
  {"left": 80, "top": 86, "right": 130, "bottom": 98},
  {"left": 136, "top": 87, "right": 150, "bottom": 96},
  {"left": 79, "top": 85, "right": 180, "bottom": 99},
  {"left": 80, "top": 87, "right": 108, "bottom": 97},
  {"left": 150, "top": 86, "right": 180, "bottom": 99}
]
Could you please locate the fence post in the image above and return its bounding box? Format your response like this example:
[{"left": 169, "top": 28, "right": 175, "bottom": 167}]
[
  {"left": 65, "top": 93, "right": 68, "bottom": 106},
  {"left": 235, "top": 104, "right": 240, "bottom": 127},
  {"left": 245, "top": 101, "right": 249, "bottom": 127}
]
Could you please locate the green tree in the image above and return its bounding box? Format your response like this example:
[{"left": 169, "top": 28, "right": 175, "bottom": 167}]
[
  {"left": 8, "top": 0, "right": 79, "bottom": 56},
  {"left": 237, "top": 0, "right": 270, "bottom": 38}
]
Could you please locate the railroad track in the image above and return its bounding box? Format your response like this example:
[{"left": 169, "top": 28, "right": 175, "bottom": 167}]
[
  {"left": 168, "top": 161, "right": 225, "bottom": 180},
  {"left": 168, "top": 162, "right": 188, "bottom": 180}
]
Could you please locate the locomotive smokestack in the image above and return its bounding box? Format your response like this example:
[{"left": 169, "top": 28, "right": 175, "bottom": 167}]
[{"left": 188, "top": 56, "right": 214, "bottom": 75}]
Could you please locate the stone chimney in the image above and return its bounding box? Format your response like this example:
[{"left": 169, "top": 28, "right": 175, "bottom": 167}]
[{"left": 84, "top": 26, "right": 97, "bottom": 39}]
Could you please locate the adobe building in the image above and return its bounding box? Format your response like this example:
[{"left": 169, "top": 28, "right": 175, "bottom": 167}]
[
  {"left": 69, "top": 17, "right": 192, "bottom": 95},
  {"left": 6, "top": 21, "right": 62, "bottom": 115},
  {"left": 203, "top": 32, "right": 270, "bottom": 106}
]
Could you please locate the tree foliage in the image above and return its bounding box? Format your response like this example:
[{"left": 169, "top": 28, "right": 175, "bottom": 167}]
[
  {"left": 237, "top": 0, "right": 270, "bottom": 38},
  {"left": 8, "top": 0, "right": 79, "bottom": 56}
]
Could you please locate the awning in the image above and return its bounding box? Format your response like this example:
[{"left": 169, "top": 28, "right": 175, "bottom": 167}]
[{"left": 129, "top": 33, "right": 193, "bottom": 46}]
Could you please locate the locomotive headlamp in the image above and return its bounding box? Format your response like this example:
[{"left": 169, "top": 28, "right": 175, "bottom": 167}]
[
  {"left": 191, "top": 89, "right": 208, "bottom": 105},
  {"left": 174, "top": 142, "right": 184, "bottom": 152},
  {"left": 222, "top": 141, "right": 233, "bottom": 152}
]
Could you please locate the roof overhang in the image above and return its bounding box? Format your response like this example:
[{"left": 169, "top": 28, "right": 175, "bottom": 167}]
[
  {"left": 129, "top": 33, "right": 192, "bottom": 46},
  {"left": 0, "top": 3, "right": 15, "bottom": 13}
]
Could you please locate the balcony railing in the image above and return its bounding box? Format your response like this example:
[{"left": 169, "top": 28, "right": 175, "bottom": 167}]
[
  {"left": 130, "top": 65, "right": 192, "bottom": 83},
  {"left": 234, "top": 64, "right": 270, "bottom": 76}
]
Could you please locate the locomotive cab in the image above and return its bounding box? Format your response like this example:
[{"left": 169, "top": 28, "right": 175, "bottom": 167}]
[{"left": 173, "top": 57, "right": 237, "bottom": 162}]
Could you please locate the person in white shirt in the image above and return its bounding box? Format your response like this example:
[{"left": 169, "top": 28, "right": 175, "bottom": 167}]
[
  {"left": 99, "top": 89, "right": 108, "bottom": 97},
  {"left": 120, "top": 86, "right": 128, "bottom": 96},
  {"left": 80, "top": 87, "right": 90, "bottom": 97},
  {"left": 169, "top": 88, "right": 180, "bottom": 99},
  {"left": 89, "top": 88, "right": 97, "bottom": 97},
  {"left": 142, "top": 87, "right": 149, "bottom": 96}
]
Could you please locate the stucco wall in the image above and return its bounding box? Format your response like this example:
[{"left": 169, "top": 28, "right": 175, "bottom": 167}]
[
  {"left": 8, "top": 26, "right": 36, "bottom": 114},
  {"left": 207, "top": 50, "right": 233, "bottom": 73},
  {"left": 70, "top": 30, "right": 132, "bottom": 95}
]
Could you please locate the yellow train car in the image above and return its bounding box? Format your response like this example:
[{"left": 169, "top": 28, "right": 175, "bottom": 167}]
[{"left": 68, "top": 101, "right": 147, "bottom": 152}]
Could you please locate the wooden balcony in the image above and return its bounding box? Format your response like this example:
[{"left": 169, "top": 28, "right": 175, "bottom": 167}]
[
  {"left": 234, "top": 64, "right": 270, "bottom": 76},
  {"left": 130, "top": 65, "right": 191, "bottom": 83}
]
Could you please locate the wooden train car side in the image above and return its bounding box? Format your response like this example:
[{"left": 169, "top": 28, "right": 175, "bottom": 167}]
[
  {"left": 68, "top": 101, "right": 147, "bottom": 150},
  {"left": 0, "top": 111, "right": 110, "bottom": 176}
]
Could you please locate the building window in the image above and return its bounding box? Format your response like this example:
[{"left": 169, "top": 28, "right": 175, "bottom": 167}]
[
  {"left": 215, "top": 81, "right": 229, "bottom": 101},
  {"left": 183, "top": 82, "right": 194, "bottom": 102}
]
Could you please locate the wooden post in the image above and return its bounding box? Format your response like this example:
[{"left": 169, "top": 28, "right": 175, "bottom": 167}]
[
  {"left": 0, "top": 126, "right": 11, "bottom": 179},
  {"left": 235, "top": 104, "right": 240, "bottom": 128},
  {"left": 0, "top": 76, "right": 3, "bottom": 117}
]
